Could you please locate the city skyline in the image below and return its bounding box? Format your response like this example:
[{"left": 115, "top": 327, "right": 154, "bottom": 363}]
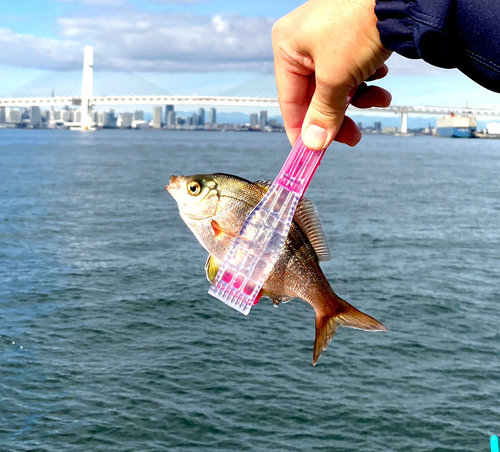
[
  {"left": 0, "top": 104, "right": 288, "bottom": 132},
  {"left": 0, "top": 0, "right": 499, "bottom": 112}
]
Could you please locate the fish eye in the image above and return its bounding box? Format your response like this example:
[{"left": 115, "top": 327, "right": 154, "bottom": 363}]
[{"left": 187, "top": 181, "right": 202, "bottom": 196}]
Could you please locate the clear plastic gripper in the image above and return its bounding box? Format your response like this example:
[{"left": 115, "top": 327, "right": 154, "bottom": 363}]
[{"left": 208, "top": 135, "right": 325, "bottom": 315}]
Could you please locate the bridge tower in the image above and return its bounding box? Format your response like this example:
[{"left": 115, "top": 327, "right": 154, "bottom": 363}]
[
  {"left": 81, "top": 45, "right": 94, "bottom": 130},
  {"left": 400, "top": 106, "right": 408, "bottom": 134}
]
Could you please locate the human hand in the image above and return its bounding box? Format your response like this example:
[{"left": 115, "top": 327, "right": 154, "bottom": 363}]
[{"left": 272, "top": 0, "right": 393, "bottom": 149}]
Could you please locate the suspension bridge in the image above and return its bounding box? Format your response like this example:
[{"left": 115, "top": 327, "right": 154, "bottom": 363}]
[{"left": 1, "top": 46, "right": 500, "bottom": 132}]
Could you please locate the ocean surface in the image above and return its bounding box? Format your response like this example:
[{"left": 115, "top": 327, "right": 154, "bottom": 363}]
[{"left": 1, "top": 129, "right": 499, "bottom": 451}]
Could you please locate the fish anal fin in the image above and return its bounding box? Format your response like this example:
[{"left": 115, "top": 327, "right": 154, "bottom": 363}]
[{"left": 313, "top": 295, "right": 387, "bottom": 366}]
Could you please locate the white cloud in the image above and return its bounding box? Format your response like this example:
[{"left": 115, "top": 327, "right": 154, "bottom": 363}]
[
  {"left": 385, "top": 53, "right": 457, "bottom": 76},
  {"left": 1, "top": 9, "right": 459, "bottom": 78},
  {"left": 57, "top": 12, "right": 275, "bottom": 72},
  {"left": 0, "top": 28, "right": 82, "bottom": 70}
]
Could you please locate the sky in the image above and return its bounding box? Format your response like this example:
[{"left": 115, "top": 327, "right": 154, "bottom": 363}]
[{"left": 1, "top": 0, "right": 499, "bottom": 116}]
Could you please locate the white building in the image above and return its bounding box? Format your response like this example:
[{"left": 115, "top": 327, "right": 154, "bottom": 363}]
[
  {"left": 29, "top": 106, "right": 42, "bottom": 128},
  {"left": 7, "top": 108, "right": 22, "bottom": 124},
  {"left": 119, "top": 112, "right": 133, "bottom": 128},
  {"left": 61, "top": 110, "right": 71, "bottom": 122},
  {"left": 132, "top": 120, "right": 149, "bottom": 129},
  {"left": 152, "top": 106, "right": 162, "bottom": 128}
]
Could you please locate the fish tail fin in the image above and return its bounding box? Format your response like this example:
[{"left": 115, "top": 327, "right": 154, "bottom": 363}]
[{"left": 313, "top": 294, "right": 387, "bottom": 366}]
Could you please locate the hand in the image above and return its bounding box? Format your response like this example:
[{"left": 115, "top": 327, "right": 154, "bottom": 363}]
[{"left": 272, "top": 0, "right": 393, "bottom": 149}]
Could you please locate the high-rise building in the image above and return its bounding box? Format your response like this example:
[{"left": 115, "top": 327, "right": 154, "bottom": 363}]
[
  {"left": 7, "top": 108, "right": 22, "bottom": 124},
  {"left": 152, "top": 106, "right": 162, "bottom": 128},
  {"left": 30, "top": 106, "right": 42, "bottom": 128},
  {"left": 374, "top": 121, "right": 382, "bottom": 132},
  {"left": 198, "top": 108, "right": 205, "bottom": 126},
  {"left": 103, "top": 110, "right": 116, "bottom": 128},
  {"left": 134, "top": 110, "right": 144, "bottom": 121},
  {"left": 259, "top": 110, "right": 268, "bottom": 130},
  {"left": 120, "top": 112, "right": 133, "bottom": 128},
  {"left": 167, "top": 111, "right": 176, "bottom": 129},
  {"left": 250, "top": 113, "right": 258, "bottom": 127},
  {"left": 165, "top": 105, "right": 174, "bottom": 124},
  {"left": 61, "top": 110, "right": 71, "bottom": 122},
  {"left": 0, "top": 107, "right": 6, "bottom": 124},
  {"left": 209, "top": 107, "right": 216, "bottom": 125},
  {"left": 191, "top": 113, "right": 198, "bottom": 126}
]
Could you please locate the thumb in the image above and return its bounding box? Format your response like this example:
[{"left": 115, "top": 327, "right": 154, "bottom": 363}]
[{"left": 301, "top": 81, "right": 354, "bottom": 150}]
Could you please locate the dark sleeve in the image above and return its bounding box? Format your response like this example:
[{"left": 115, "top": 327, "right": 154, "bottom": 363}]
[{"left": 374, "top": 0, "right": 500, "bottom": 92}]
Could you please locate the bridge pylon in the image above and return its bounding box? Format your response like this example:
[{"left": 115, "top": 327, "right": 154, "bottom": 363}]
[
  {"left": 81, "top": 45, "right": 94, "bottom": 130},
  {"left": 400, "top": 107, "right": 408, "bottom": 134}
]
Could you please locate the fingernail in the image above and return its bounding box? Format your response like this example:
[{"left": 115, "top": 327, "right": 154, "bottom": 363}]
[{"left": 302, "top": 124, "right": 328, "bottom": 150}]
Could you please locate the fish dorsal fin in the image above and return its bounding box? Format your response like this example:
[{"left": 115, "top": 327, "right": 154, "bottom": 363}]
[
  {"left": 295, "top": 197, "right": 331, "bottom": 262},
  {"left": 254, "top": 180, "right": 271, "bottom": 193},
  {"left": 254, "top": 179, "right": 330, "bottom": 262},
  {"left": 204, "top": 254, "right": 220, "bottom": 283}
]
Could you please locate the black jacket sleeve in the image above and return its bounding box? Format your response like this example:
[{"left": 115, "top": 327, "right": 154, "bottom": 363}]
[{"left": 375, "top": 0, "right": 500, "bottom": 92}]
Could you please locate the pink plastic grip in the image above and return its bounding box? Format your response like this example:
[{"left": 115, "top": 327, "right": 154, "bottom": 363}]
[
  {"left": 275, "top": 90, "right": 354, "bottom": 196},
  {"left": 275, "top": 135, "right": 325, "bottom": 195}
]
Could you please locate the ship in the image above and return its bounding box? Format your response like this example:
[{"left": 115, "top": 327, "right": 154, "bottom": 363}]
[{"left": 436, "top": 113, "right": 477, "bottom": 138}]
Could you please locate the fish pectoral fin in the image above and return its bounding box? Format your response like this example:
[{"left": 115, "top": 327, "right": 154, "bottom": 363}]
[
  {"left": 211, "top": 219, "right": 248, "bottom": 241},
  {"left": 204, "top": 254, "right": 220, "bottom": 283},
  {"left": 313, "top": 296, "right": 387, "bottom": 366}
]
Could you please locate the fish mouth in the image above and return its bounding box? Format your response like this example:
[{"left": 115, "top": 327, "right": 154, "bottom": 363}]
[{"left": 166, "top": 175, "right": 180, "bottom": 193}]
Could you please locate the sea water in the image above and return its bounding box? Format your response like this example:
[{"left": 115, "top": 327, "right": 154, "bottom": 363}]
[{"left": 1, "top": 129, "right": 499, "bottom": 451}]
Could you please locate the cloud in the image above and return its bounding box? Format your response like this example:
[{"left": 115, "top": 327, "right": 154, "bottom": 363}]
[
  {"left": 0, "top": 8, "right": 459, "bottom": 78},
  {"left": 57, "top": 11, "right": 275, "bottom": 72},
  {"left": 0, "top": 28, "right": 82, "bottom": 70},
  {"left": 385, "top": 53, "right": 458, "bottom": 76}
]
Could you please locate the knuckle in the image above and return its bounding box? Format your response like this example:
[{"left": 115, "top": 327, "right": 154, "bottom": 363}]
[{"left": 310, "top": 97, "right": 342, "bottom": 120}]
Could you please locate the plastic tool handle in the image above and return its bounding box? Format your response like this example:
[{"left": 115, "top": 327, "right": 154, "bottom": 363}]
[
  {"left": 275, "top": 135, "right": 325, "bottom": 195},
  {"left": 276, "top": 87, "right": 356, "bottom": 194}
]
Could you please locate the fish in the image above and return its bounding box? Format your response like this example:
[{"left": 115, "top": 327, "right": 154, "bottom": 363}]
[{"left": 166, "top": 173, "right": 387, "bottom": 365}]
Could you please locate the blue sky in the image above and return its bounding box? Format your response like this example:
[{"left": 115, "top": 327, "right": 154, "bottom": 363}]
[{"left": 1, "top": 0, "right": 499, "bottom": 114}]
